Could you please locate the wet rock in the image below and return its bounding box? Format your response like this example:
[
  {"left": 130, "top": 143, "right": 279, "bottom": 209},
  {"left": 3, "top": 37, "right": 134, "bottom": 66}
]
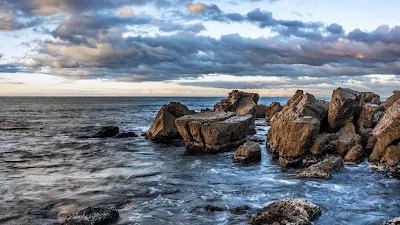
[
  {"left": 336, "top": 122, "right": 362, "bottom": 156},
  {"left": 230, "top": 205, "right": 250, "bottom": 215},
  {"left": 296, "top": 156, "right": 344, "bottom": 179},
  {"left": 146, "top": 102, "right": 195, "bottom": 143},
  {"left": 62, "top": 206, "right": 119, "bottom": 225},
  {"left": 201, "top": 107, "right": 212, "bottom": 112},
  {"left": 265, "top": 102, "right": 283, "bottom": 120},
  {"left": 380, "top": 217, "right": 400, "bottom": 225},
  {"left": 176, "top": 111, "right": 253, "bottom": 152},
  {"left": 357, "top": 104, "right": 383, "bottom": 129},
  {"left": 344, "top": 144, "right": 364, "bottom": 164},
  {"left": 381, "top": 91, "right": 400, "bottom": 110},
  {"left": 369, "top": 99, "right": 400, "bottom": 163},
  {"left": 301, "top": 154, "right": 330, "bottom": 168},
  {"left": 93, "top": 126, "right": 119, "bottom": 138},
  {"left": 256, "top": 104, "right": 267, "bottom": 118},
  {"left": 192, "top": 205, "right": 225, "bottom": 213},
  {"left": 267, "top": 90, "right": 327, "bottom": 166},
  {"left": 233, "top": 142, "right": 262, "bottom": 163},
  {"left": 113, "top": 132, "right": 137, "bottom": 138},
  {"left": 247, "top": 135, "right": 265, "bottom": 143},
  {"left": 310, "top": 133, "right": 338, "bottom": 155},
  {"left": 251, "top": 198, "right": 321, "bottom": 225},
  {"left": 380, "top": 145, "right": 400, "bottom": 167},
  {"left": 328, "top": 88, "right": 360, "bottom": 132}
]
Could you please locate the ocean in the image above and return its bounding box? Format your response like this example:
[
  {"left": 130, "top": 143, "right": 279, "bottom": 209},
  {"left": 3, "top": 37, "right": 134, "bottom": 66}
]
[{"left": 0, "top": 97, "right": 399, "bottom": 225}]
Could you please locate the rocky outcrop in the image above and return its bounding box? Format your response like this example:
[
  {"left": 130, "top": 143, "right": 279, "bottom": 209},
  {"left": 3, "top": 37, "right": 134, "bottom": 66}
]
[
  {"left": 344, "top": 144, "right": 364, "bottom": 164},
  {"left": 233, "top": 141, "right": 261, "bottom": 163},
  {"left": 380, "top": 145, "right": 400, "bottom": 167},
  {"left": 146, "top": 102, "right": 195, "bottom": 143},
  {"left": 255, "top": 104, "right": 267, "bottom": 118},
  {"left": 265, "top": 102, "right": 283, "bottom": 120},
  {"left": 62, "top": 206, "right": 119, "bottom": 225},
  {"left": 357, "top": 104, "right": 383, "bottom": 129},
  {"left": 267, "top": 90, "right": 327, "bottom": 166},
  {"left": 175, "top": 111, "right": 253, "bottom": 152},
  {"left": 369, "top": 99, "right": 400, "bottom": 164},
  {"left": 310, "top": 133, "right": 338, "bottom": 155},
  {"left": 114, "top": 132, "right": 138, "bottom": 138},
  {"left": 214, "top": 90, "right": 259, "bottom": 116},
  {"left": 328, "top": 88, "right": 360, "bottom": 131},
  {"left": 251, "top": 199, "right": 321, "bottom": 225},
  {"left": 358, "top": 92, "right": 380, "bottom": 105},
  {"left": 336, "top": 122, "right": 362, "bottom": 156},
  {"left": 296, "top": 156, "right": 344, "bottom": 179},
  {"left": 381, "top": 91, "right": 400, "bottom": 110},
  {"left": 93, "top": 126, "right": 119, "bottom": 138}
]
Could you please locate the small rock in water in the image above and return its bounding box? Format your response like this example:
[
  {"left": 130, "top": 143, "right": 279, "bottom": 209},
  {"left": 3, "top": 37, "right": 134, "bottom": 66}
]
[
  {"left": 296, "top": 156, "right": 344, "bottom": 179},
  {"left": 381, "top": 217, "right": 400, "bottom": 225},
  {"left": 251, "top": 198, "right": 321, "bottom": 225},
  {"left": 191, "top": 205, "right": 225, "bottom": 213},
  {"left": 229, "top": 205, "right": 250, "bottom": 215},
  {"left": 93, "top": 126, "right": 119, "bottom": 138},
  {"left": 113, "top": 132, "right": 138, "bottom": 138},
  {"left": 233, "top": 142, "right": 261, "bottom": 163},
  {"left": 62, "top": 206, "right": 119, "bottom": 225}
]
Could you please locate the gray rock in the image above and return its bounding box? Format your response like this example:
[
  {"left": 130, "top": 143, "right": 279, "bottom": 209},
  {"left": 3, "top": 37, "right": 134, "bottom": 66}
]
[
  {"left": 62, "top": 206, "right": 119, "bottom": 225},
  {"left": 93, "top": 126, "right": 119, "bottom": 138},
  {"left": 114, "top": 132, "right": 137, "bottom": 138}
]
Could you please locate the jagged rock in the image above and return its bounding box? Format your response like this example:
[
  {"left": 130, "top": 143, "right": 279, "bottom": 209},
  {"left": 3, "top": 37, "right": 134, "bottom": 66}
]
[
  {"left": 267, "top": 90, "right": 327, "bottom": 166},
  {"left": 380, "top": 145, "right": 400, "bottom": 167},
  {"left": 381, "top": 91, "right": 400, "bottom": 110},
  {"left": 247, "top": 135, "right": 265, "bottom": 143},
  {"left": 358, "top": 92, "right": 381, "bottom": 105},
  {"left": 328, "top": 88, "right": 360, "bottom": 131},
  {"left": 358, "top": 127, "right": 373, "bottom": 146},
  {"left": 256, "top": 104, "right": 267, "bottom": 118},
  {"left": 365, "top": 136, "right": 377, "bottom": 152},
  {"left": 62, "top": 206, "right": 119, "bottom": 225},
  {"left": 233, "top": 142, "right": 262, "bottom": 163},
  {"left": 175, "top": 111, "right": 252, "bottom": 152},
  {"left": 370, "top": 99, "right": 400, "bottom": 163},
  {"left": 296, "top": 156, "right": 344, "bottom": 179},
  {"left": 265, "top": 102, "right": 283, "bottom": 120},
  {"left": 93, "top": 126, "right": 119, "bottom": 138},
  {"left": 251, "top": 199, "right": 321, "bottom": 225},
  {"left": 214, "top": 90, "right": 259, "bottom": 116},
  {"left": 310, "top": 133, "right": 338, "bottom": 155},
  {"left": 344, "top": 144, "right": 364, "bottom": 164},
  {"left": 357, "top": 104, "right": 383, "bottom": 129},
  {"left": 229, "top": 205, "right": 250, "bottom": 215},
  {"left": 381, "top": 217, "right": 400, "bottom": 225},
  {"left": 114, "top": 132, "right": 137, "bottom": 138},
  {"left": 146, "top": 102, "right": 195, "bottom": 143},
  {"left": 336, "top": 122, "right": 362, "bottom": 156}
]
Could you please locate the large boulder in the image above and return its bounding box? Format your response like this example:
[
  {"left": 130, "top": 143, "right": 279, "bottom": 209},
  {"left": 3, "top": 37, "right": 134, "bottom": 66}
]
[
  {"left": 358, "top": 92, "right": 380, "bottom": 105},
  {"left": 233, "top": 141, "right": 261, "bottom": 163},
  {"left": 267, "top": 90, "right": 327, "bottom": 166},
  {"left": 146, "top": 102, "right": 195, "bottom": 143},
  {"left": 62, "top": 206, "right": 119, "bottom": 225},
  {"left": 357, "top": 104, "right": 383, "bottom": 129},
  {"left": 93, "top": 126, "right": 120, "bottom": 138},
  {"left": 214, "top": 90, "right": 259, "bottom": 116},
  {"left": 328, "top": 88, "right": 360, "bottom": 131},
  {"left": 309, "top": 133, "right": 338, "bottom": 155},
  {"left": 369, "top": 99, "right": 400, "bottom": 163},
  {"left": 344, "top": 144, "right": 364, "bottom": 164},
  {"left": 380, "top": 145, "right": 400, "bottom": 167},
  {"left": 381, "top": 91, "right": 400, "bottom": 110},
  {"left": 296, "top": 156, "right": 344, "bottom": 179},
  {"left": 265, "top": 102, "right": 283, "bottom": 120},
  {"left": 255, "top": 104, "right": 267, "bottom": 118},
  {"left": 251, "top": 199, "right": 321, "bottom": 225},
  {"left": 336, "top": 122, "right": 362, "bottom": 156},
  {"left": 175, "top": 111, "right": 253, "bottom": 152}
]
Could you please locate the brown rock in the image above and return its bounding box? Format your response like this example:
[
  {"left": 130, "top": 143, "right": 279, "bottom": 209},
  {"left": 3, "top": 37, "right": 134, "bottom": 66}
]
[
  {"left": 296, "top": 156, "right": 344, "bottom": 179},
  {"left": 146, "top": 102, "right": 195, "bottom": 143},
  {"left": 233, "top": 142, "right": 262, "bottom": 163},
  {"left": 255, "top": 104, "right": 267, "bottom": 118},
  {"left": 214, "top": 90, "right": 259, "bottom": 115},
  {"left": 250, "top": 198, "right": 321, "bottom": 225},
  {"left": 380, "top": 145, "right": 400, "bottom": 167},
  {"left": 357, "top": 92, "right": 381, "bottom": 105},
  {"left": 370, "top": 99, "right": 400, "bottom": 162},
  {"left": 336, "top": 122, "right": 362, "bottom": 156},
  {"left": 358, "top": 127, "right": 373, "bottom": 145},
  {"left": 265, "top": 102, "right": 283, "bottom": 120},
  {"left": 229, "top": 205, "right": 250, "bottom": 215},
  {"left": 381, "top": 217, "right": 400, "bottom": 225},
  {"left": 365, "top": 136, "right": 377, "bottom": 152},
  {"left": 344, "top": 144, "right": 364, "bottom": 164},
  {"left": 357, "top": 104, "right": 383, "bottom": 129},
  {"left": 381, "top": 90, "right": 400, "bottom": 110},
  {"left": 310, "top": 133, "right": 338, "bottom": 155},
  {"left": 328, "top": 88, "right": 360, "bottom": 131}
]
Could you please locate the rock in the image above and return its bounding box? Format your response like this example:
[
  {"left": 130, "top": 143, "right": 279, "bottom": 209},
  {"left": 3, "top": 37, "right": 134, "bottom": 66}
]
[
  {"left": 250, "top": 198, "right": 321, "bottom": 225},
  {"left": 357, "top": 104, "right": 383, "bottom": 129},
  {"left": 369, "top": 99, "right": 400, "bottom": 163},
  {"left": 93, "top": 126, "right": 119, "bottom": 138},
  {"left": 192, "top": 205, "right": 225, "bottom": 213},
  {"left": 256, "top": 104, "right": 267, "bottom": 118},
  {"left": 113, "top": 132, "right": 137, "bottom": 138},
  {"left": 214, "top": 90, "right": 259, "bottom": 116},
  {"left": 358, "top": 127, "right": 373, "bottom": 146},
  {"left": 201, "top": 107, "right": 212, "bottom": 112},
  {"left": 146, "top": 102, "right": 195, "bottom": 143},
  {"left": 381, "top": 91, "right": 400, "bottom": 110},
  {"left": 310, "top": 133, "right": 338, "bottom": 155},
  {"left": 267, "top": 90, "right": 327, "bottom": 166},
  {"left": 247, "top": 135, "right": 265, "bottom": 143},
  {"left": 62, "top": 206, "right": 119, "bottom": 225},
  {"left": 265, "top": 102, "right": 283, "bottom": 120},
  {"left": 380, "top": 217, "right": 400, "bottom": 225},
  {"left": 233, "top": 142, "right": 262, "bottom": 163},
  {"left": 328, "top": 88, "right": 360, "bottom": 131},
  {"left": 336, "top": 122, "right": 362, "bottom": 156},
  {"left": 344, "top": 144, "right": 364, "bottom": 164},
  {"left": 365, "top": 136, "right": 377, "bottom": 152},
  {"left": 358, "top": 92, "right": 381, "bottom": 105},
  {"left": 296, "top": 156, "right": 344, "bottom": 179},
  {"left": 229, "top": 205, "right": 250, "bottom": 215},
  {"left": 380, "top": 145, "right": 400, "bottom": 167},
  {"left": 175, "top": 111, "right": 253, "bottom": 152}
]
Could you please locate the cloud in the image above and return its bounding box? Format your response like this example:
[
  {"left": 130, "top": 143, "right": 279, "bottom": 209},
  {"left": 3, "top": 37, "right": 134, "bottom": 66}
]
[
  {"left": 117, "top": 8, "right": 135, "bottom": 17},
  {"left": 0, "top": 64, "right": 21, "bottom": 73}
]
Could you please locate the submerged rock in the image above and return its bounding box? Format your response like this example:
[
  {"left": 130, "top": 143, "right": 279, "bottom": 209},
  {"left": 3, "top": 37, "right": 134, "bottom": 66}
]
[
  {"left": 229, "top": 205, "right": 250, "bottom": 215},
  {"left": 113, "top": 132, "right": 137, "bottom": 138},
  {"left": 93, "top": 126, "right": 119, "bottom": 138},
  {"left": 233, "top": 142, "right": 262, "bottom": 163},
  {"left": 265, "top": 102, "right": 283, "bottom": 121},
  {"left": 145, "top": 102, "right": 195, "bottom": 143},
  {"left": 62, "top": 206, "right": 119, "bottom": 225},
  {"left": 328, "top": 88, "right": 360, "bottom": 132},
  {"left": 296, "top": 156, "right": 344, "bottom": 179},
  {"left": 255, "top": 104, "right": 267, "bottom": 118},
  {"left": 251, "top": 198, "right": 321, "bottom": 225},
  {"left": 191, "top": 205, "right": 225, "bottom": 213}
]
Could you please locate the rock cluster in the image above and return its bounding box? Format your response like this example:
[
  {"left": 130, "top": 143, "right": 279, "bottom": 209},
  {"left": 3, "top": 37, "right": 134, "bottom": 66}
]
[{"left": 62, "top": 206, "right": 119, "bottom": 225}]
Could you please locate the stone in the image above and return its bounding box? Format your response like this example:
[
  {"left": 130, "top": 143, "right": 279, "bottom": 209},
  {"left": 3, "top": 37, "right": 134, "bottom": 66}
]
[
  {"left": 357, "top": 104, "right": 383, "bottom": 129},
  {"left": 328, "top": 88, "right": 360, "bottom": 131},
  {"left": 358, "top": 127, "right": 373, "bottom": 146},
  {"left": 344, "top": 144, "right": 364, "bottom": 164},
  {"left": 233, "top": 142, "right": 262, "bottom": 163},
  {"left": 146, "top": 102, "right": 195, "bottom": 143},
  {"left": 255, "top": 104, "right": 267, "bottom": 118},
  {"left": 336, "top": 122, "right": 362, "bottom": 156},
  {"left": 265, "top": 102, "right": 283, "bottom": 120},
  {"left": 214, "top": 90, "right": 259, "bottom": 116},
  {"left": 251, "top": 199, "right": 321, "bottom": 225},
  {"left": 191, "top": 205, "right": 225, "bottom": 213},
  {"left": 380, "top": 145, "right": 400, "bottom": 167},
  {"left": 358, "top": 92, "right": 381, "bottom": 105},
  {"left": 310, "top": 133, "right": 338, "bottom": 155},
  {"left": 113, "top": 132, "right": 137, "bottom": 138},
  {"left": 381, "top": 91, "right": 400, "bottom": 110},
  {"left": 62, "top": 206, "right": 119, "bottom": 225},
  {"left": 381, "top": 217, "right": 400, "bottom": 225},
  {"left": 267, "top": 90, "right": 327, "bottom": 164},
  {"left": 369, "top": 99, "right": 400, "bottom": 162},
  {"left": 296, "top": 156, "right": 344, "bottom": 179},
  {"left": 365, "top": 136, "right": 377, "bottom": 152},
  {"left": 175, "top": 111, "right": 253, "bottom": 152},
  {"left": 229, "top": 205, "right": 250, "bottom": 215},
  {"left": 93, "top": 126, "right": 119, "bottom": 138}
]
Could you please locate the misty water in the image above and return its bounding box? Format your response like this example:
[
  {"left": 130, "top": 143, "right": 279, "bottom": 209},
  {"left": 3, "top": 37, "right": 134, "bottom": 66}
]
[{"left": 0, "top": 97, "right": 399, "bottom": 225}]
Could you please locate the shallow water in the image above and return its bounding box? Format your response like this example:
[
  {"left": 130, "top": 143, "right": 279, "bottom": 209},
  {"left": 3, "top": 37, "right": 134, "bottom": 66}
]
[{"left": 0, "top": 97, "right": 399, "bottom": 225}]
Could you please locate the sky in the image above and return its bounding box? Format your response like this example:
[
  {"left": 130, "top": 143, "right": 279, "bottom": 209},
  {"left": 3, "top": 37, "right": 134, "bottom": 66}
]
[{"left": 0, "top": 0, "right": 400, "bottom": 97}]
